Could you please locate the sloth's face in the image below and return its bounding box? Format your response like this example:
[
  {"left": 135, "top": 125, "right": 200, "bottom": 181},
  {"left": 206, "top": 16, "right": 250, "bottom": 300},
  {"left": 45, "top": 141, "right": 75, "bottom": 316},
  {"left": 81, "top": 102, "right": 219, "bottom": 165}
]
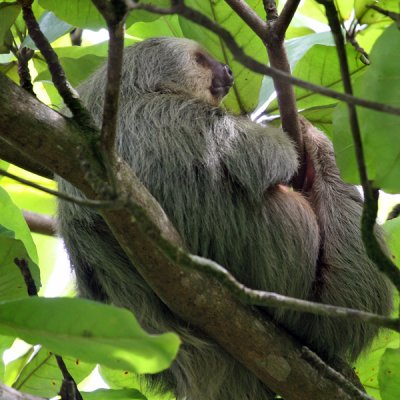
[
  {"left": 193, "top": 50, "right": 234, "bottom": 104},
  {"left": 127, "top": 38, "right": 234, "bottom": 106}
]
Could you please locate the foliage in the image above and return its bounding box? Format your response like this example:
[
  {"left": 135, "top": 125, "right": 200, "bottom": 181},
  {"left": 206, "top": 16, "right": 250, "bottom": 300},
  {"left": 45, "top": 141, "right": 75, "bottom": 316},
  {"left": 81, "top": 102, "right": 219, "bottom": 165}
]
[{"left": 0, "top": 0, "right": 399, "bottom": 399}]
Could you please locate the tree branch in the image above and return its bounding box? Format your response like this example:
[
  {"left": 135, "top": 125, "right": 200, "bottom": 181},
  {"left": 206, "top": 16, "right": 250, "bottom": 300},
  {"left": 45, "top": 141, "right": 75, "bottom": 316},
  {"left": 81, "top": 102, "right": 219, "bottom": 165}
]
[
  {"left": 0, "top": 167, "right": 118, "bottom": 209},
  {"left": 17, "top": 0, "right": 94, "bottom": 128},
  {"left": 223, "top": 0, "right": 304, "bottom": 187},
  {"left": 92, "top": 0, "right": 128, "bottom": 175},
  {"left": 190, "top": 254, "right": 400, "bottom": 332},
  {"left": 0, "top": 138, "right": 53, "bottom": 179},
  {"left": 368, "top": 4, "right": 400, "bottom": 24},
  {"left": 23, "top": 211, "right": 56, "bottom": 236}
]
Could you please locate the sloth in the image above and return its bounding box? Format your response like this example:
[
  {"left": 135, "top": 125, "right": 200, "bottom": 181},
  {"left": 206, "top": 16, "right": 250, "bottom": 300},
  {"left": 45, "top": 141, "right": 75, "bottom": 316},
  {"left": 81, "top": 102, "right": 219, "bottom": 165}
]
[{"left": 56, "top": 37, "right": 392, "bottom": 400}]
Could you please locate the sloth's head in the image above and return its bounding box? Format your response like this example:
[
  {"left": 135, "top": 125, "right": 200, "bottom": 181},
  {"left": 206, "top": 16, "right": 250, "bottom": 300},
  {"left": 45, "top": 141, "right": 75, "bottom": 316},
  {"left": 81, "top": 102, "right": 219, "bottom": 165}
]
[{"left": 122, "top": 37, "right": 234, "bottom": 106}]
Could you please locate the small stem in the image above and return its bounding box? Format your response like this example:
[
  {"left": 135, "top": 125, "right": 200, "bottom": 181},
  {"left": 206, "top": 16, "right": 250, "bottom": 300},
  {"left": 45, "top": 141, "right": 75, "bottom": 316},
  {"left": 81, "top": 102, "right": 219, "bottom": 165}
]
[{"left": 0, "top": 167, "right": 118, "bottom": 209}]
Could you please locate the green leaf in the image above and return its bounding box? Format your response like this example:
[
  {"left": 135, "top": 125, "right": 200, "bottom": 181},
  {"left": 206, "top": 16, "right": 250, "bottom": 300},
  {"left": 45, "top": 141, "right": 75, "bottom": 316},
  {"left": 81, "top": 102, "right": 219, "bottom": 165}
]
[
  {"left": 333, "top": 24, "right": 400, "bottom": 192},
  {"left": 82, "top": 389, "right": 147, "bottom": 400},
  {"left": 4, "top": 345, "right": 34, "bottom": 386},
  {"left": 256, "top": 31, "right": 336, "bottom": 115},
  {"left": 0, "top": 3, "right": 20, "bottom": 48},
  {"left": 0, "top": 297, "right": 180, "bottom": 374},
  {"left": 384, "top": 218, "right": 400, "bottom": 268},
  {"left": 0, "top": 159, "right": 9, "bottom": 179},
  {"left": 356, "top": 0, "right": 400, "bottom": 24},
  {"left": 34, "top": 39, "right": 138, "bottom": 91},
  {"left": 379, "top": 348, "right": 400, "bottom": 400},
  {"left": 38, "top": 0, "right": 105, "bottom": 30},
  {"left": 267, "top": 43, "right": 366, "bottom": 115},
  {"left": 22, "top": 11, "right": 71, "bottom": 49},
  {"left": 300, "top": 0, "right": 353, "bottom": 23},
  {"left": 0, "top": 187, "right": 40, "bottom": 300},
  {"left": 12, "top": 347, "right": 94, "bottom": 397},
  {"left": 38, "top": 0, "right": 166, "bottom": 30},
  {"left": 0, "top": 335, "right": 14, "bottom": 380},
  {"left": 0, "top": 187, "right": 39, "bottom": 261},
  {"left": 179, "top": 0, "right": 267, "bottom": 113},
  {"left": 355, "top": 330, "right": 399, "bottom": 399},
  {"left": 126, "top": 15, "right": 183, "bottom": 39}
]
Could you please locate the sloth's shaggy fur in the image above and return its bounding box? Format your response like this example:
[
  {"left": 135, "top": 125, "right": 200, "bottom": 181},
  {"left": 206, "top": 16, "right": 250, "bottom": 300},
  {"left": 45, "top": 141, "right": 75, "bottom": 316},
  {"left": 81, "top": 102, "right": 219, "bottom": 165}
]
[{"left": 57, "top": 37, "right": 392, "bottom": 400}]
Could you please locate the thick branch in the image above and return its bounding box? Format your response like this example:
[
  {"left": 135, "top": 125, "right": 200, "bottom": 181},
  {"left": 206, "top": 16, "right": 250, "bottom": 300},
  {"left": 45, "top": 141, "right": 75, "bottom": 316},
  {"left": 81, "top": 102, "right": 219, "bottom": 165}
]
[
  {"left": 23, "top": 211, "right": 56, "bottom": 236},
  {"left": 0, "top": 138, "right": 53, "bottom": 179},
  {"left": 0, "top": 72, "right": 367, "bottom": 400},
  {"left": 0, "top": 383, "right": 46, "bottom": 400}
]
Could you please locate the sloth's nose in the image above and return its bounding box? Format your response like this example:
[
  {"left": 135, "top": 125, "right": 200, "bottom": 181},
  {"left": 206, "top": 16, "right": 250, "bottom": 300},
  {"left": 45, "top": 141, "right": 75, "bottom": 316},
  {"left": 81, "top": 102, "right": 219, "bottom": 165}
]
[{"left": 224, "top": 64, "right": 233, "bottom": 78}]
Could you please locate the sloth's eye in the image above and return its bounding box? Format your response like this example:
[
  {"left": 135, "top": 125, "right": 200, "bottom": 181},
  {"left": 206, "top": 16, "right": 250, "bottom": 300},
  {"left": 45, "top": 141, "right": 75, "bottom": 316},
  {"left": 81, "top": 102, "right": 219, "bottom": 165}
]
[{"left": 194, "top": 52, "right": 208, "bottom": 67}]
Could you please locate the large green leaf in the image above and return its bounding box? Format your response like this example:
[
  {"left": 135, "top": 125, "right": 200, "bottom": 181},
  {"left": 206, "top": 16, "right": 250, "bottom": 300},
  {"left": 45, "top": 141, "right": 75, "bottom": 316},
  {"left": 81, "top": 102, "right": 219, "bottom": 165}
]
[
  {"left": 355, "top": 329, "right": 399, "bottom": 400},
  {"left": 22, "top": 11, "right": 71, "bottom": 49},
  {"left": 379, "top": 348, "right": 400, "bottom": 400},
  {"left": 256, "top": 31, "right": 335, "bottom": 116},
  {"left": 384, "top": 218, "right": 400, "bottom": 268},
  {"left": 0, "top": 297, "right": 180, "bottom": 374},
  {"left": 293, "top": 44, "right": 366, "bottom": 110},
  {"left": 300, "top": 0, "right": 354, "bottom": 23},
  {"left": 126, "top": 15, "right": 183, "bottom": 39},
  {"left": 38, "top": 0, "right": 168, "bottom": 30},
  {"left": 0, "top": 187, "right": 40, "bottom": 300},
  {"left": 355, "top": 0, "right": 399, "bottom": 24},
  {"left": 333, "top": 24, "right": 400, "bottom": 192},
  {"left": 12, "top": 347, "right": 94, "bottom": 397},
  {"left": 0, "top": 3, "right": 20, "bottom": 52},
  {"left": 179, "top": 0, "right": 267, "bottom": 113}
]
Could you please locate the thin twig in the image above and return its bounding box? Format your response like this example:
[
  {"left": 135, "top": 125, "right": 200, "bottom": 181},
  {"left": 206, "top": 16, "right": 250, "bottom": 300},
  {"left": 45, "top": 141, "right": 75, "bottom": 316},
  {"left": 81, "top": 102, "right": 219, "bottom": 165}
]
[
  {"left": 70, "top": 28, "right": 83, "bottom": 46},
  {"left": 128, "top": 2, "right": 400, "bottom": 115},
  {"left": 368, "top": 4, "right": 400, "bottom": 24},
  {"left": 387, "top": 204, "right": 400, "bottom": 221},
  {"left": 345, "top": 30, "right": 370, "bottom": 65},
  {"left": 317, "top": 0, "right": 400, "bottom": 292},
  {"left": 0, "top": 168, "right": 118, "bottom": 209},
  {"left": 56, "top": 356, "right": 84, "bottom": 400},
  {"left": 17, "top": 0, "right": 94, "bottom": 129},
  {"left": 91, "top": 0, "right": 128, "bottom": 191},
  {"left": 188, "top": 255, "right": 400, "bottom": 332},
  {"left": 14, "top": 258, "right": 38, "bottom": 296},
  {"left": 17, "top": 47, "right": 35, "bottom": 96}
]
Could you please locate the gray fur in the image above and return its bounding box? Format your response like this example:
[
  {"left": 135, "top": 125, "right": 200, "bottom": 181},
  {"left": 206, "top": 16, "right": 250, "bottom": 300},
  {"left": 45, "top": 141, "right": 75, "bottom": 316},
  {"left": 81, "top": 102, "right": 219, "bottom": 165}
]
[{"left": 56, "top": 37, "right": 392, "bottom": 399}]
